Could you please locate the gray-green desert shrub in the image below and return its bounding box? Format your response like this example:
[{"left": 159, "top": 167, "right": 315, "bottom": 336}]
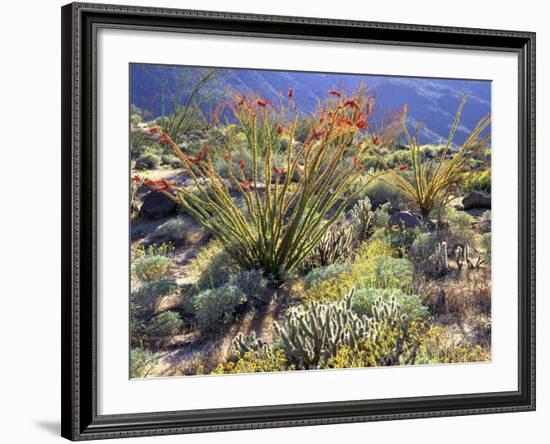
[
  {"left": 479, "top": 232, "right": 491, "bottom": 264},
  {"left": 190, "top": 240, "right": 241, "bottom": 289},
  {"left": 411, "top": 232, "right": 439, "bottom": 260},
  {"left": 351, "top": 288, "right": 428, "bottom": 325},
  {"left": 372, "top": 202, "right": 391, "bottom": 230},
  {"left": 154, "top": 217, "right": 188, "bottom": 244},
  {"left": 228, "top": 270, "right": 271, "bottom": 303},
  {"left": 367, "top": 256, "right": 413, "bottom": 290},
  {"left": 145, "top": 310, "right": 183, "bottom": 338},
  {"left": 133, "top": 255, "right": 171, "bottom": 282},
  {"left": 364, "top": 179, "right": 409, "bottom": 210},
  {"left": 446, "top": 208, "right": 475, "bottom": 247},
  {"left": 304, "top": 263, "right": 353, "bottom": 290},
  {"left": 130, "top": 348, "right": 158, "bottom": 378},
  {"left": 178, "top": 283, "right": 200, "bottom": 316},
  {"left": 132, "top": 279, "right": 178, "bottom": 314},
  {"left": 136, "top": 152, "right": 161, "bottom": 170},
  {"left": 193, "top": 284, "right": 247, "bottom": 331},
  {"left": 161, "top": 153, "right": 182, "bottom": 168}
]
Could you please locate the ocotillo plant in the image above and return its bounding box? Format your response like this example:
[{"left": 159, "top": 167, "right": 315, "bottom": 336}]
[
  {"left": 387, "top": 96, "right": 491, "bottom": 216},
  {"left": 139, "top": 89, "right": 383, "bottom": 282}
]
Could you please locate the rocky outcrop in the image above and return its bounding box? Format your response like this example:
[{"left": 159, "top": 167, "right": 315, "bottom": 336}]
[
  {"left": 140, "top": 191, "right": 177, "bottom": 219},
  {"left": 462, "top": 191, "right": 491, "bottom": 210},
  {"left": 389, "top": 211, "right": 422, "bottom": 229}
]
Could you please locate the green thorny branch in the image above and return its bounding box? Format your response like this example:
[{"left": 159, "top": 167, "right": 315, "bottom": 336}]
[{"left": 145, "top": 89, "right": 385, "bottom": 282}]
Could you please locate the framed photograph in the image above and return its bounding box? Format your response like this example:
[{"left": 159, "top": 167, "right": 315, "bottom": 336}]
[{"left": 61, "top": 2, "right": 535, "bottom": 440}]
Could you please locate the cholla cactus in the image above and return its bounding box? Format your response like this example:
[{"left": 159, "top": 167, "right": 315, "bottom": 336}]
[
  {"left": 273, "top": 289, "right": 406, "bottom": 369},
  {"left": 433, "top": 241, "right": 448, "bottom": 273},
  {"left": 456, "top": 244, "right": 484, "bottom": 270},
  {"left": 306, "top": 224, "right": 354, "bottom": 267},
  {"left": 349, "top": 197, "right": 373, "bottom": 241},
  {"left": 232, "top": 331, "right": 270, "bottom": 357}
]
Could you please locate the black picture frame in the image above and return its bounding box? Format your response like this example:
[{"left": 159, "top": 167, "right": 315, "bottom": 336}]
[{"left": 61, "top": 2, "right": 536, "bottom": 440}]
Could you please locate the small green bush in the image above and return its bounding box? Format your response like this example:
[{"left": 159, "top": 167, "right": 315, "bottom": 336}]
[
  {"left": 179, "top": 283, "right": 200, "bottom": 316},
  {"left": 463, "top": 169, "right": 491, "bottom": 193},
  {"left": 411, "top": 232, "right": 439, "bottom": 260},
  {"left": 130, "top": 114, "right": 143, "bottom": 125},
  {"left": 133, "top": 255, "right": 171, "bottom": 282},
  {"left": 130, "top": 348, "right": 158, "bottom": 378},
  {"left": 366, "top": 256, "right": 413, "bottom": 289},
  {"left": 190, "top": 240, "right": 241, "bottom": 289},
  {"left": 479, "top": 232, "right": 491, "bottom": 264},
  {"left": 145, "top": 310, "right": 183, "bottom": 338},
  {"left": 193, "top": 285, "right": 247, "bottom": 331},
  {"left": 352, "top": 288, "right": 428, "bottom": 324},
  {"left": 132, "top": 279, "right": 178, "bottom": 314},
  {"left": 228, "top": 270, "right": 271, "bottom": 303},
  {"left": 446, "top": 208, "right": 475, "bottom": 246},
  {"left": 364, "top": 179, "right": 409, "bottom": 209},
  {"left": 372, "top": 202, "right": 391, "bottom": 229},
  {"left": 388, "top": 226, "right": 420, "bottom": 253},
  {"left": 161, "top": 153, "right": 182, "bottom": 168},
  {"left": 362, "top": 155, "right": 389, "bottom": 171},
  {"left": 154, "top": 218, "right": 188, "bottom": 244},
  {"left": 387, "top": 150, "right": 412, "bottom": 168},
  {"left": 304, "top": 263, "right": 353, "bottom": 290},
  {"left": 136, "top": 152, "right": 161, "bottom": 170}
]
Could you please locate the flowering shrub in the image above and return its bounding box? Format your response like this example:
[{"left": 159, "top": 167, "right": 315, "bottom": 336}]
[
  {"left": 212, "top": 349, "right": 291, "bottom": 374},
  {"left": 139, "top": 89, "right": 383, "bottom": 282}
]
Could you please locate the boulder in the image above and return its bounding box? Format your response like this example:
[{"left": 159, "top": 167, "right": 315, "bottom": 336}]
[
  {"left": 462, "top": 191, "right": 491, "bottom": 210},
  {"left": 139, "top": 191, "right": 177, "bottom": 219},
  {"left": 389, "top": 211, "right": 422, "bottom": 230}
]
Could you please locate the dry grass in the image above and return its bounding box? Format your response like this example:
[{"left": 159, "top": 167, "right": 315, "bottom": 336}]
[{"left": 414, "top": 268, "right": 490, "bottom": 316}]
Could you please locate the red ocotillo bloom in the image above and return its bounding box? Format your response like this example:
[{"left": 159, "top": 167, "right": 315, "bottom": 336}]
[
  {"left": 159, "top": 178, "right": 176, "bottom": 190},
  {"left": 147, "top": 127, "right": 160, "bottom": 135},
  {"left": 131, "top": 175, "right": 142, "bottom": 182},
  {"left": 355, "top": 119, "right": 369, "bottom": 130},
  {"left": 256, "top": 99, "right": 267, "bottom": 108},
  {"left": 399, "top": 165, "right": 409, "bottom": 171},
  {"left": 158, "top": 132, "right": 170, "bottom": 144},
  {"left": 328, "top": 89, "right": 341, "bottom": 98},
  {"left": 276, "top": 125, "right": 284, "bottom": 134},
  {"left": 239, "top": 159, "right": 246, "bottom": 170},
  {"left": 344, "top": 99, "right": 360, "bottom": 110},
  {"left": 311, "top": 128, "right": 326, "bottom": 139},
  {"left": 371, "top": 135, "right": 379, "bottom": 144},
  {"left": 288, "top": 88, "right": 294, "bottom": 99}
]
